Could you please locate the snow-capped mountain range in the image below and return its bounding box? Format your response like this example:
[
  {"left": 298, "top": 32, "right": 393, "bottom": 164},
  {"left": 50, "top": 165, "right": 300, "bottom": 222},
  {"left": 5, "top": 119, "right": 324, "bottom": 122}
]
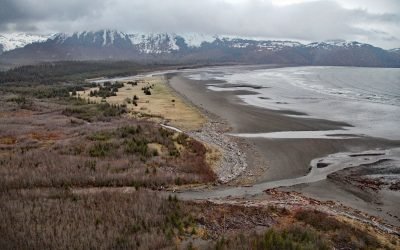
[
  {"left": 0, "top": 30, "right": 399, "bottom": 67},
  {"left": 0, "top": 30, "right": 383, "bottom": 54},
  {"left": 45, "top": 30, "right": 307, "bottom": 54}
]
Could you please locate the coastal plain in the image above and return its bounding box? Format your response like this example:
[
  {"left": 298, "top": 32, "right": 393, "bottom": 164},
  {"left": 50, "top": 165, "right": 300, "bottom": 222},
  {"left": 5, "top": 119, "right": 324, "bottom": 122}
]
[{"left": 1, "top": 62, "right": 399, "bottom": 249}]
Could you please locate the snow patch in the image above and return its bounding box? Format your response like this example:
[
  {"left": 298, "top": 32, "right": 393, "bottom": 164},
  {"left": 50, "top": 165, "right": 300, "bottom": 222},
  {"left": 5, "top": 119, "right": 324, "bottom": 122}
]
[
  {"left": 179, "top": 33, "right": 217, "bottom": 47},
  {"left": 0, "top": 33, "right": 50, "bottom": 51},
  {"left": 128, "top": 33, "right": 180, "bottom": 54},
  {"left": 306, "top": 40, "right": 365, "bottom": 49}
]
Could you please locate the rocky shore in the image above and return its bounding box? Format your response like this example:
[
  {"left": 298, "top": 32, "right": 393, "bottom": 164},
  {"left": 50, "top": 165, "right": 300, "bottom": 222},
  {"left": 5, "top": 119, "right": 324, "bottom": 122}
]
[{"left": 189, "top": 121, "right": 247, "bottom": 183}]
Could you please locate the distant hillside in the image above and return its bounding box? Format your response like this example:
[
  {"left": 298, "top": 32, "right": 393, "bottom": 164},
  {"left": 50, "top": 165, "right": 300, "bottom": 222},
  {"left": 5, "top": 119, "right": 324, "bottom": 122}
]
[
  {"left": 1, "top": 30, "right": 399, "bottom": 67},
  {"left": 390, "top": 48, "right": 400, "bottom": 54}
]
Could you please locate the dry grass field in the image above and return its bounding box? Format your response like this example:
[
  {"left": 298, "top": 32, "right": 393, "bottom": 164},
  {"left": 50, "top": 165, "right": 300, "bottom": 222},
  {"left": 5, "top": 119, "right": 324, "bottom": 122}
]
[{"left": 77, "top": 76, "right": 206, "bottom": 131}]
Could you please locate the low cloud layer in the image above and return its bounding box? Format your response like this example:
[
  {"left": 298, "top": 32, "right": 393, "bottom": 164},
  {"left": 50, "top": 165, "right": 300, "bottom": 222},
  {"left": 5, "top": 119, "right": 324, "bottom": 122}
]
[{"left": 0, "top": 0, "right": 399, "bottom": 48}]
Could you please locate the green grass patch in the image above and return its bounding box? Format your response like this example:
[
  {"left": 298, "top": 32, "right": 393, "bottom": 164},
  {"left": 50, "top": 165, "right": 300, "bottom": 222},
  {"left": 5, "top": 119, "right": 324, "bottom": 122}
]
[
  {"left": 88, "top": 142, "right": 117, "bottom": 157},
  {"left": 87, "top": 131, "right": 113, "bottom": 141},
  {"left": 215, "top": 224, "right": 330, "bottom": 250},
  {"left": 62, "top": 102, "right": 127, "bottom": 122}
]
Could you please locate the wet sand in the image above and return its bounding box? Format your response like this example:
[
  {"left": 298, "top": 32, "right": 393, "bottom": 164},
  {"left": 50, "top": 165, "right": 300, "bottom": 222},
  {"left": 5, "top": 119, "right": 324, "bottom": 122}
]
[{"left": 168, "top": 74, "right": 400, "bottom": 183}]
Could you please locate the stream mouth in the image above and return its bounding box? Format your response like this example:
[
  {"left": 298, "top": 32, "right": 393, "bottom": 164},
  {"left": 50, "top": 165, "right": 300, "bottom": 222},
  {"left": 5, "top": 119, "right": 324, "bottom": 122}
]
[{"left": 177, "top": 148, "right": 400, "bottom": 200}]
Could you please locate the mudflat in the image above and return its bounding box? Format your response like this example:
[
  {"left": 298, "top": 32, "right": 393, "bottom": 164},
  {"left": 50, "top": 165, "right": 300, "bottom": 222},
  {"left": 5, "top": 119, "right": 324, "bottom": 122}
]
[
  {"left": 168, "top": 74, "right": 400, "bottom": 183},
  {"left": 168, "top": 71, "right": 400, "bottom": 228}
]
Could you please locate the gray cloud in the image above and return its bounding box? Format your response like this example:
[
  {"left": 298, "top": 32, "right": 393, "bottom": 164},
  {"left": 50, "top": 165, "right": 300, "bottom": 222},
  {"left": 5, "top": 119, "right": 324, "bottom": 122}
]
[
  {"left": 0, "top": 0, "right": 399, "bottom": 48},
  {"left": 0, "top": 0, "right": 108, "bottom": 30}
]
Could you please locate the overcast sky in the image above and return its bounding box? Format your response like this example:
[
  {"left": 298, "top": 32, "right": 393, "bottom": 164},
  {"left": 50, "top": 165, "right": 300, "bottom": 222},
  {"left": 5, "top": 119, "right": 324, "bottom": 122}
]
[{"left": 0, "top": 0, "right": 399, "bottom": 48}]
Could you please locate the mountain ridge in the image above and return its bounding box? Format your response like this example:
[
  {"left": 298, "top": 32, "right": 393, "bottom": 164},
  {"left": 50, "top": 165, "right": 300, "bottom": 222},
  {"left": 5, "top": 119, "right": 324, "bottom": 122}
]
[{"left": 1, "top": 30, "right": 399, "bottom": 67}]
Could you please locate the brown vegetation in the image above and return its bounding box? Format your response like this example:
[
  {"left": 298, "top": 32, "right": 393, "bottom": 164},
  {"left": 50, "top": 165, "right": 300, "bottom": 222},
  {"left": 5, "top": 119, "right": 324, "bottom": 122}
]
[
  {"left": 0, "top": 96, "right": 215, "bottom": 191},
  {"left": 0, "top": 82, "right": 216, "bottom": 249},
  {"left": 212, "top": 224, "right": 330, "bottom": 250},
  {"left": 0, "top": 189, "right": 194, "bottom": 249},
  {"left": 295, "top": 209, "right": 382, "bottom": 249}
]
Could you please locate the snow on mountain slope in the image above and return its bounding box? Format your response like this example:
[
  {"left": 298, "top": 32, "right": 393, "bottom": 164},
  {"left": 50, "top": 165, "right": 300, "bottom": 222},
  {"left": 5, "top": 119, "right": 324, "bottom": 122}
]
[
  {"left": 50, "top": 30, "right": 181, "bottom": 53},
  {"left": 128, "top": 33, "right": 180, "bottom": 53},
  {"left": 50, "top": 30, "right": 131, "bottom": 47},
  {"left": 227, "top": 39, "right": 302, "bottom": 50},
  {"left": 305, "top": 40, "right": 368, "bottom": 49},
  {"left": 0, "top": 33, "right": 51, "bottom": 52},
  {"left": 179, "top": 33, "right": 217, "bottom": 47}
]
